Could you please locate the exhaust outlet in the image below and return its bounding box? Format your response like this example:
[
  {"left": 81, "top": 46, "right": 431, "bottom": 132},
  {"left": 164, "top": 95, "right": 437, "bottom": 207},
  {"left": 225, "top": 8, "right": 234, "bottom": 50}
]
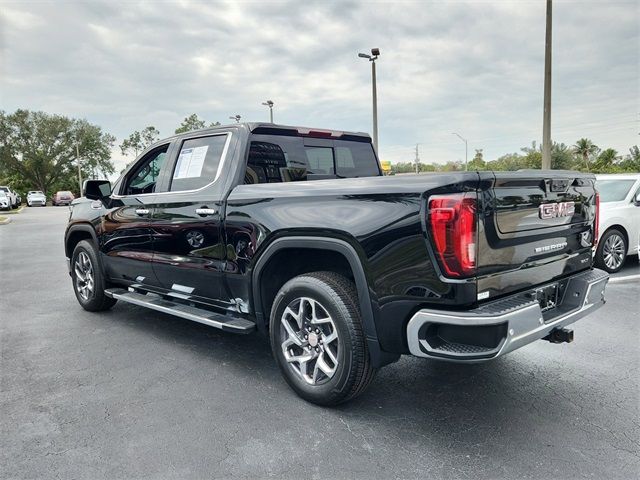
[{"left": 543, "top": 328, "right": 574, "bottom": 344}]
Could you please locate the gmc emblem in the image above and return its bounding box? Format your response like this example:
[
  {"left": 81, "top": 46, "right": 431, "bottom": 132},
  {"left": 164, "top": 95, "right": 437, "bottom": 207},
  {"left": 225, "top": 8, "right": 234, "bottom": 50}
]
[{"left": 539, "top": 201, "right": 575, "bottom": 219}]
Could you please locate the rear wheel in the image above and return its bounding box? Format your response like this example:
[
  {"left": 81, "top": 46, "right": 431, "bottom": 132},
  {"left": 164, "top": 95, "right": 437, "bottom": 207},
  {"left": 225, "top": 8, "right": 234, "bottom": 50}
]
[
  {"left": 270, "top": 272, "right": 376, "bottom": 406},
  {"left": 71, "top": 240, "right": 117, "bottom": 311},
  {"left": 595, "top": 228, "right": 627, "bottom": 273}
]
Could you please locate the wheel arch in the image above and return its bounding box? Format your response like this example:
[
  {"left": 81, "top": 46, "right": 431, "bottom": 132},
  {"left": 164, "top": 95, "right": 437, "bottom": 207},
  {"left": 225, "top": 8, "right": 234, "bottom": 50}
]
[
  {"left": 251, "top": 236, "right": 398, "bottom": 368},
  {"left": 65, "top": 224, "right": 99, "bottom": 258}
]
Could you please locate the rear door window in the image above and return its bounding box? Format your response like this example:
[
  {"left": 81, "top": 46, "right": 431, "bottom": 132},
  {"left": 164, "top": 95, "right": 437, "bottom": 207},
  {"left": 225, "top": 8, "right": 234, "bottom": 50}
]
[{"left": 170, "top": 134, "right": 229, "bottom": 192}]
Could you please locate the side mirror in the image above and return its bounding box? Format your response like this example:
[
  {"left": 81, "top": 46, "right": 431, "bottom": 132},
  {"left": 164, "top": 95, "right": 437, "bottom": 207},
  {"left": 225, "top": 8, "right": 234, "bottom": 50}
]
[
  {"left": 83, "top": 179, "right": 111, "bottom": 200},
  {"left": 634, "top": 192, "right": 640, "bottom": 206}
]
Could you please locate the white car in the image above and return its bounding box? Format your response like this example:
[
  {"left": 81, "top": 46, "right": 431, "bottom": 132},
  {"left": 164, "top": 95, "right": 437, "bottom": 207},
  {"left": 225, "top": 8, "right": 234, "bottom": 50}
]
[
  {"left": 0, "top": 190, "right": 10, "bottom": 210},
  {"left": 26, "top": 190, "right": 47, "bottom": 207},
  {"left": 0, "top": 186, "right": 18, "bottom": 209},
  {"left": 595, "top": 174, "right": 640, "bottom": 273}
]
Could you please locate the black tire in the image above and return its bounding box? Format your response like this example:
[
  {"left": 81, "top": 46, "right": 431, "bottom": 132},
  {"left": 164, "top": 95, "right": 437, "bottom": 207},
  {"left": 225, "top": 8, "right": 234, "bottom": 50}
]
[
  {"left": 270, "top": 272, "right": 376, "bottom": 406},
  {"left": 595, "top": 228, "right": 628, "bottom": 273},
  {"left": 71, "top": 240, "right": 117, "bottom": 311}
]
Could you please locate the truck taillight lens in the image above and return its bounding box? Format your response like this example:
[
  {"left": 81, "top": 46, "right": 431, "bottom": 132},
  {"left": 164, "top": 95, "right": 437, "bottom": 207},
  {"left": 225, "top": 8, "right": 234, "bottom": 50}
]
[
  {"left": 428, "top": 193, "right": 477, "bottom": 277},
  {"left": 593, "top": 192, "right": 600, "bottom": 247}
]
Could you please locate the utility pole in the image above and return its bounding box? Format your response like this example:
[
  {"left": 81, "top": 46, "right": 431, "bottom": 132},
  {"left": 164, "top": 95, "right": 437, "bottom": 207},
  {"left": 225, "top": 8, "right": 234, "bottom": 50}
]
[
  {"left": 358, "top": 48, "right": 380, "bottom": 153},
  {"left": 542, "top": 0, "right": 552, "bottom": 169},
  {"left": 414, "top": 144, "right": 420, "bottom": 174},
  {"left": 76, "top": 142, "right": 82, "bottom": 194}
]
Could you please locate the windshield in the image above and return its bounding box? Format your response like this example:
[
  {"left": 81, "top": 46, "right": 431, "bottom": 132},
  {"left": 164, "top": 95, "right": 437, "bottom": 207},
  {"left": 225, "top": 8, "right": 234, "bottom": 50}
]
[
  {"left": 29, "top": 191, "right": 43, "bottom": 195},
  {"left": 597, "top": 180, "right": 636, "bottom": 202}
]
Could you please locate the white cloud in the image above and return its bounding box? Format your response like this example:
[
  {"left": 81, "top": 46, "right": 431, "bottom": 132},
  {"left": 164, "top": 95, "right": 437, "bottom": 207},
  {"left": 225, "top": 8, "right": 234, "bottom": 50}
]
[{"left": 1, "top": 0, "right": 637, "bottom": 166}]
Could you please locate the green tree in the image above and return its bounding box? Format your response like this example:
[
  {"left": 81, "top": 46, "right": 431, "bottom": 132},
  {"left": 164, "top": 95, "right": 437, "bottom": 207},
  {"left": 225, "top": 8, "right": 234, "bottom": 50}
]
[
  {"left": 592, "top": 148, "right": 619, "bottom": 173},
  {"left": 175, "top": 114, "right": 221, "bottom": 134},
  {"left": 0, "top": 109, "right": 115, "bottom": 196},
  {"left": 619, "top": 146, "right": 640, "bottom": 172},
  {"left": 467, "top": 148, "right": 486, "bottom": 170},
  {"left": 119, "top": 126, "right": 160, "bottom": 157},
  {"left": 551, "top": 142, "right": 575, "bottom": 170},
  {"left": 572, "top": 138, "right": 599, "bottom": 171}
]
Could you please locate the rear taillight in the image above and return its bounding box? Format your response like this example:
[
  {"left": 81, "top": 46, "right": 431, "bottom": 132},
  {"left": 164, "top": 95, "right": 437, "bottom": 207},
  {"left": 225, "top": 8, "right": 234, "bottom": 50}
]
[
  {"left": 428, "top": 193, "right": 478, "bottom": 278},
  {"left": 593, "top": 192, "right": 600, "bottom": 247}
]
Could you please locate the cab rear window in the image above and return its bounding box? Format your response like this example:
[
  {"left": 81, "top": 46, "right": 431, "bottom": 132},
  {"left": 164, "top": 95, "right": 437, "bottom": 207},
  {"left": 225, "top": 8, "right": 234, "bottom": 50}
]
[{"left": 244, "top": 135, "right": 380, "bottom": 184}]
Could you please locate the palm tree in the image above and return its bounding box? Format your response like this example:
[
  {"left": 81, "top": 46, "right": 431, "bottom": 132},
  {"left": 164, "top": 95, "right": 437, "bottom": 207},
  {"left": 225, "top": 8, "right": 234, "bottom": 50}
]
[{"left": 572, "top": 138, "right": 599, "bottom": 171}]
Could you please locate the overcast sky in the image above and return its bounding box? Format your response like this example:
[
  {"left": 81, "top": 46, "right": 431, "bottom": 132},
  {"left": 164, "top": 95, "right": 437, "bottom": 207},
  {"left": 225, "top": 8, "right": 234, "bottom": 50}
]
[{"left": 1, "top": 0, "right": 638, "bottom": 172}]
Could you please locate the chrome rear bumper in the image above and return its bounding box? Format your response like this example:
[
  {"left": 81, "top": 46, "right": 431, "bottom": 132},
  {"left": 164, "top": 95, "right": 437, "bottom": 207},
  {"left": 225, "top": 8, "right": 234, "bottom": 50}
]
[{"left": 407, "top": 268, "right": 609, "bottom": 362}]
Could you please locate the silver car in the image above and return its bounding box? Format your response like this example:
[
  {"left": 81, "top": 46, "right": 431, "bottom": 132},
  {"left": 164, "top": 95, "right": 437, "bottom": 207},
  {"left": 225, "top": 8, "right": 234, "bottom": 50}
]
[{"left": 26, "top": 190, "right": 47, "bottom": 207}]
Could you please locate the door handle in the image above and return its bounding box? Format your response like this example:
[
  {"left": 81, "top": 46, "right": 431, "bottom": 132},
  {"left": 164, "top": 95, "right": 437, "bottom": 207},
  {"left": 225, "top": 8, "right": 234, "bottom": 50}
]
[
  {"left": 135, "top": 208, "right": 150, "bottom": 216},
  {"left": 195, "top": 208, "right": 217, "bottom": 217}
]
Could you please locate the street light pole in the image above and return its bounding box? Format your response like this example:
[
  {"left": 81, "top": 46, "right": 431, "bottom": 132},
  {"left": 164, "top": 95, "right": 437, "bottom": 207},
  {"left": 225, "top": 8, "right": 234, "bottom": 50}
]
[
  {"left": 452, "top": 132, "right": 468, "bottom": 171},
  {"left": 358, "top": 48, "right": 380, "bottom": 153},
  {"left": 541, "top": 0, "right": 553, "bottom": 169},
  {"left": 229, "top": 115, "right": 241, "bottom": 124},
  {"left": 262, "top": 100, "right": 274, "bottom": 123}
]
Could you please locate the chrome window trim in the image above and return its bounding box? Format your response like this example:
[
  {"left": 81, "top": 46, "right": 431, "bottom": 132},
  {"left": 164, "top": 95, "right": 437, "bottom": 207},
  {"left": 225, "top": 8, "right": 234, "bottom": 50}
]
[{"left": 111, "top": 132, "right": 232, "bottom": 199}]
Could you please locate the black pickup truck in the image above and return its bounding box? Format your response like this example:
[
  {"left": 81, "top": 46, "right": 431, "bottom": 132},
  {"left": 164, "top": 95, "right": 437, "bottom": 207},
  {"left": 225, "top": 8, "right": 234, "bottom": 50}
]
[{"left": 65, "top": 123, "right": 608, "bottom": 405}]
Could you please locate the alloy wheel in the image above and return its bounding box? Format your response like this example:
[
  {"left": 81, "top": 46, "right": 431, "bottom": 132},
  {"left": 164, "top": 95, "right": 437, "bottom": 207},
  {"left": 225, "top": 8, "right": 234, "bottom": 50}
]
[
  {"left": 280, "top": 297, "right": 340, "bottom": 385},
  {"left": 603, "top": 233, "right": 625, "bottom": 270},
  {"left": 74, "top": 251, "right": 95, "bottom": 301}
]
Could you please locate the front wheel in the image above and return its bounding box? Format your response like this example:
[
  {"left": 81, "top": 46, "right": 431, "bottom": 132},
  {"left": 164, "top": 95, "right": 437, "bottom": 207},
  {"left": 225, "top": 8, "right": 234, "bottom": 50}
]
[
  {"left": 270, "top": 272, "right": 376, "bottom": 406},
  {"left": 595, "top": 228, "right": 627, "bottom": 273},
  {"left": 71, "top": 240, "right": 117, "bottom": 311}
]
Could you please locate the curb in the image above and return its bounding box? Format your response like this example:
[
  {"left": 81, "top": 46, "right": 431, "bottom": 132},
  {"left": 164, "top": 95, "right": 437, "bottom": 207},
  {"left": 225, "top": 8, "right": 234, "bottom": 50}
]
[
  {"left": 3, "top": 206, "right": 25, "bottom": 215},
  {"left": 609, "top": 273, "right": 640, "bottom": 284},
  {"left": 0, "top": 216, "right": 11, "bottom": 225}
]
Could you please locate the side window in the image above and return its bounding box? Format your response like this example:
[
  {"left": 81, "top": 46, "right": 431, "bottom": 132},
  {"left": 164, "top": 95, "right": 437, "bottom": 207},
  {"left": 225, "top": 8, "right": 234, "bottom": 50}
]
[
  {"left": 170, "top": 135, "right": 228, "bottom": 192},
  {"left": 123, "top": 145, "right": 169, "bottom": 196}
]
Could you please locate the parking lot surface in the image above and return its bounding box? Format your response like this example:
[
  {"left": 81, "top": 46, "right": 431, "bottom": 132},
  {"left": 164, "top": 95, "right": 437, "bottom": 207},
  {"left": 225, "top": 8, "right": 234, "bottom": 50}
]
[{"left": 1, "top": 207, "right": 639, "bottom": 479}]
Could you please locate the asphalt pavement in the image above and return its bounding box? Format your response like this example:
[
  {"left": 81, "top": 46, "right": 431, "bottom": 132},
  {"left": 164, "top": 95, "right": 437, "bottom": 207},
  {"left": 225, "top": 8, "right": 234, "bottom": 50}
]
[{"left": 1, "top": 206, "right": 638, "bottom": 479}]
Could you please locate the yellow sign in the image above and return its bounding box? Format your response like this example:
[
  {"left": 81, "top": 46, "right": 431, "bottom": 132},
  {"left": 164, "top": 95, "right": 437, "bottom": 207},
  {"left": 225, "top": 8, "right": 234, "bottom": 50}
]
[{"left": 380, "top": 160, "right": 392, "bottom": 173}]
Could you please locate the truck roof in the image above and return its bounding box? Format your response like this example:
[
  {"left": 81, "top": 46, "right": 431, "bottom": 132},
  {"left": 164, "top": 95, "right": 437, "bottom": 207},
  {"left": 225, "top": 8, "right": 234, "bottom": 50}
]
[{"left": 160, "top": 123, "right": 372, "bottom": 145}]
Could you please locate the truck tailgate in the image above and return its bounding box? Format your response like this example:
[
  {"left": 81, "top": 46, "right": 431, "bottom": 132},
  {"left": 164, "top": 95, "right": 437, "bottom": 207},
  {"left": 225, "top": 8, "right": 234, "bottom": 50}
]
[{"left": 476, "top": 171, "right": 597, "bottom": 301}]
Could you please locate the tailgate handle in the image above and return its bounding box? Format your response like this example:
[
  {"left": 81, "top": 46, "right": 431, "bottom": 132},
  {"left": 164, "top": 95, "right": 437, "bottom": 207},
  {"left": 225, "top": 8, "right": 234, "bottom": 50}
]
[{"left": 550, "top": 179, "right": 570, "bottom": 192}]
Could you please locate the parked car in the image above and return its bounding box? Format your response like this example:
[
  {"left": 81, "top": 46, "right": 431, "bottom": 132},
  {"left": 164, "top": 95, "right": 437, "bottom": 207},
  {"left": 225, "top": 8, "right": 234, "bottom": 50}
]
[
  {"left": 26, "top": 191, "right": 47, "bottom": 207},
  {"left": 594, "top": 174, "right": 640, "bottom": 273},
  {"left": 52, "top": 191, "right": 75, "bottom": 206},
  {"left": 0, "top": 190, "right": 10, "bottom": 210},
  {"left": 65, "top": 123, "right": 608, "bottom": 406},
  {"left": 0, "top": 186, "right": 19, "bottom": 209}
]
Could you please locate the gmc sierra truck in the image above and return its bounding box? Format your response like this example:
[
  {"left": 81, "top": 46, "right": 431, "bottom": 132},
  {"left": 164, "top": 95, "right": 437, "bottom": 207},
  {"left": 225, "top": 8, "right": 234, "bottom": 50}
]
[{"left": 65, "top": 123, "right": 608, "bottom": 405}]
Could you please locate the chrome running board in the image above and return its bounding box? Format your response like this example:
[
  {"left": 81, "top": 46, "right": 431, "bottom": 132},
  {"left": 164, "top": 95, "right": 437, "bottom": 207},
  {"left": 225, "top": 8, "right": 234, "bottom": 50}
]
[{"left": 105, "top": 288, "right": 255, "bottom": 334}]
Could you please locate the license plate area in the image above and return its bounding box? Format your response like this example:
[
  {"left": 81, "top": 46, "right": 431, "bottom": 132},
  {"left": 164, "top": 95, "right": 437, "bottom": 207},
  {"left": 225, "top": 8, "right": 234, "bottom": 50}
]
[{"left": 535, "top": 283, "right": 559, "bottom": 313}]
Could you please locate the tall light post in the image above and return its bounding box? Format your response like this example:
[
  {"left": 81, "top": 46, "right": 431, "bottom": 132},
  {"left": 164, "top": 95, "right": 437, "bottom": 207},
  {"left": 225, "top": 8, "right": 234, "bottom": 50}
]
[
  {"left": 262, "top": 100, "right": 274, "bottom": 123},
  {"left": 452, "top": 132, "right": 468, "bottom": 171},
  {"left": 229, "top": 115, "right": 241, "bottom": 124},
  {"left": 541, "top": 0, "right": 553, "bottom": 169},
  {"left": 358, "top": 48, "right": 380, "bottom": 153}
]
